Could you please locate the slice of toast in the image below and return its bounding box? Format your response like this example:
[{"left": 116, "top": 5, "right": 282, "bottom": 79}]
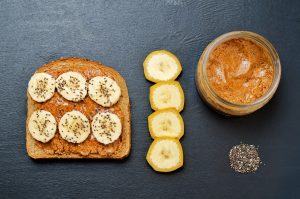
[{"left": 26, "top": 58, "right": 131, "bottom": 159}]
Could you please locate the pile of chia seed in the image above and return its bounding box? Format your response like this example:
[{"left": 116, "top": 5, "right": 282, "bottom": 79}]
[{"left": 229, "top": 144, "right": 261, "bottom": 173}]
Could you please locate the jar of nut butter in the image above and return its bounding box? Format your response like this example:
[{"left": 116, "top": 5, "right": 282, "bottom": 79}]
[{"left": 195, "top": 31, "right": 281, "bottom": 116}]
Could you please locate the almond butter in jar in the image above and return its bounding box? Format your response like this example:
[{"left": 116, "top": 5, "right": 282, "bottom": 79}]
[{"left": 195, "top": 31, "right": 281, "bottom": 116}]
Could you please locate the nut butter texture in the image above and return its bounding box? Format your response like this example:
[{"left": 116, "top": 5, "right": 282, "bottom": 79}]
[
  {"left": 206, "top": 38, "right": 274, "bottom": 104},
  {"left": 34, "top": 60, "right": 124, "bottom": 157}
]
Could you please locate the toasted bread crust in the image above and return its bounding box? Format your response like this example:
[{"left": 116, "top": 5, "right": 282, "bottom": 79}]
[{"left": 26, "top": 58, "right": 131, "bottom": 159}]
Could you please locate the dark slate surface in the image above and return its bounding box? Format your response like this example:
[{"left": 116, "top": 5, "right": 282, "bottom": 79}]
[{"left": 0, "top": 0, "right": 300, "bottom": 198}]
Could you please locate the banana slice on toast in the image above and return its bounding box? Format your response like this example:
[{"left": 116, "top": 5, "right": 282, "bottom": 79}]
[
  {"left": 91, "top": 112, "right": 122, "bottom": 145},
  {"left": 88, "top": 76, "right": 121, "bottom": 107},
  {"left": 28, "top": 110, "right": 57, "bottom": 143},
  {"left": 28, "top": 73, "right": 55, "bottom": 102},
  {"left": 59, "top": 110, "right": 90, "bottom": 143},
  {"left": 56, "top": 72, "right": 87, "bottom": 102}
]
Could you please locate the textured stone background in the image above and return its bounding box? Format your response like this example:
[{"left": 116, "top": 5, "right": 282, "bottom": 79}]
[{"left": 0, "top": 0, "right": 300, "bottom": 198}]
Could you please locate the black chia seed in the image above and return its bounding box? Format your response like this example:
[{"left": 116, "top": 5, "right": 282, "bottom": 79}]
[{"left": 229, "top": 143, "right": 261, "bottom": 173}]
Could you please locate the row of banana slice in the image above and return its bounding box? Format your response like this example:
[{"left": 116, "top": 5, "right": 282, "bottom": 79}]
[
  {"left": 28, "top": 109, "right": 122, "bottom": 145},
  {"left": 143, "top": 50, "right": 185, "bottom": 172},
  {"left": 28, "top": 72, "right": 121, "bottom": 107}
]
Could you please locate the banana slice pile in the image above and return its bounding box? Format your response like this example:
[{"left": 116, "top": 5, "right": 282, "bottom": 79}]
[
  {"left": 143, "top": 50, "right": 185, "bottom": 172},
  {"left": 27, "top": 71, "right": 123, "bottom": 145}
]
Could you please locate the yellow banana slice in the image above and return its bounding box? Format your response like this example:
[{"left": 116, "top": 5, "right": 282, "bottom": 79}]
[
  {"left": 91, "top": 112, "right": 122, "bottom": 145},
  {"left": 143, "top": 50, "right": 182, "bottom": 83},
  {"left": 146, "top": 138, "right": 184, "bottom": 172},
  {"left": 58, "top": 110, "right": 90, "bottom": 143},
  {"left": 88, "top": 76, "right": 121, "bottom": 107},
  {"left": 148, "top": 108, "right": 184, "bottom": 139},
  {"left": 28, "top": 110, "right": 57, "bottom": 143},
  {"left": 149, "top": 81, "right": 184, "bottom": 112},
  {"left": 56, "top": 72, "right": 87, "bottom": 102},
  {"left": 28, "top": 73, "right": 56, "bottom": 102}
]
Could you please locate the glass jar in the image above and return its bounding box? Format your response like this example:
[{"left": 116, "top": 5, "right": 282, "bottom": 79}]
[{"left": 195, "top": 31, "right": 281, "bottom": 116}]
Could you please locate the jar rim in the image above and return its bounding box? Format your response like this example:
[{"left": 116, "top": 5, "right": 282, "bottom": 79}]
[{"left": 201, "top": 31, "right": 281, "bottom": 108}]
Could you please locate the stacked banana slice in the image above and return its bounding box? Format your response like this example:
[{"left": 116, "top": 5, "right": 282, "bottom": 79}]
[
  {"left": 28, "top": 72, "right": 123, "bottom": 145},
  {"left": 143, "top": 50, "right": 185, "bottom": 172}
]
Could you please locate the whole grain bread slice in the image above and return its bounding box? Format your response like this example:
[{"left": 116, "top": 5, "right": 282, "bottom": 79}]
[{"left": 26, "top": 58, "right": 131, "bottom": 159}]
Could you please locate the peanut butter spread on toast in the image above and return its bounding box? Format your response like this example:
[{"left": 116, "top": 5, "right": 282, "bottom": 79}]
[{"left": 31, "top": 59, "right": 126, "bottom": 157}]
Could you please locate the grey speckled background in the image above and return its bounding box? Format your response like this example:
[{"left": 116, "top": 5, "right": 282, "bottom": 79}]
[{"left": 1, "top": 0, "right": 300, "bottom": 198}]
